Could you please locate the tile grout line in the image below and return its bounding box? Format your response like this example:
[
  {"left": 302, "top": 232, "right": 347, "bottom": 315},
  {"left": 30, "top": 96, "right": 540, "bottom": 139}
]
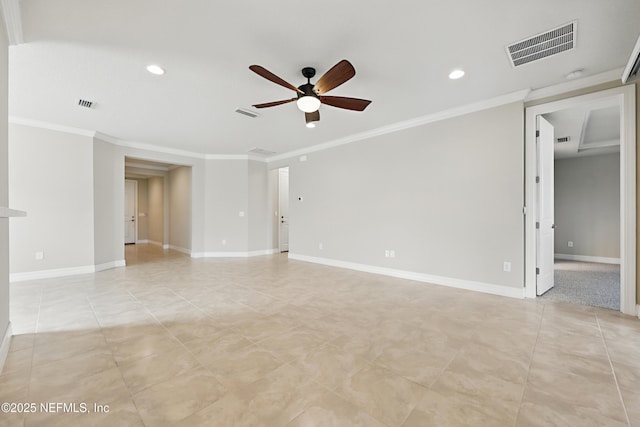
[
  {"left": 595, "top": 313, "right": 631, "bottom": 427},
  {"left": 512, "top": 304, "right": 545, "bottom": 427}
]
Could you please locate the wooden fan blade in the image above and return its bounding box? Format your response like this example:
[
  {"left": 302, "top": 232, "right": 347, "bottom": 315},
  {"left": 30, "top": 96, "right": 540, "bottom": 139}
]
[
  {"left": 313, "top": 60, "right": 356, "bottom": 95},
  {"left": 252, "top": 98, "right": 297, "bottom": 109},
  {"left": 305, "top": 110, "right": 320, "bottom": 124},
  {"left": 320, "top": 96, "right": 371, "bottom": 111},
  {"left": 249, "top": 65, "right": 303, "bottom": 94}
]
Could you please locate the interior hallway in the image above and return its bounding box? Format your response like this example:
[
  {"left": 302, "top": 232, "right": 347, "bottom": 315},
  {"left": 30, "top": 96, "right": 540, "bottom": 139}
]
[{"left": 1, "top": 244, "right": 639, "bottom": 426}]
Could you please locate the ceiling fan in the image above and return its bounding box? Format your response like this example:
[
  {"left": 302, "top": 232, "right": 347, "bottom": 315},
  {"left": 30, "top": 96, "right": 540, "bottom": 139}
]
[{"left": 249, "top": 60, "right": 371, "bottom": 127}]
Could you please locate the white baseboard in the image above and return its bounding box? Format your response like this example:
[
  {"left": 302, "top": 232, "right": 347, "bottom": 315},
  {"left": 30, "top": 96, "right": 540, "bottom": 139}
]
[
  {"left": 0, "top": 322, "right": 12, "bottom": 374},
  {"left": 95, "top": 259, "right": 126, "bottom": 272},
  {"left": 10, "top": 259, "right": 126, "bottom": 282},
  {"left": 191, "top": 249, "right": 278, "bottom": 258},
  {"left": 147, "top": 240, "right": 165, "bottom": 248},
  {"left": 637, "top": 305, "right": 640, "bottom": 319},
  {"left": 555, "top": 254, "right": 621, "bottom": 265},
  {"left": 288, "top": 253, "right": 525, "bottom": 299},
  {"left": 136, "top": 239, "right": 149, "bottom": 244},
  {"left": 168, "top": 245, "right": 191, "bottom": 255}
]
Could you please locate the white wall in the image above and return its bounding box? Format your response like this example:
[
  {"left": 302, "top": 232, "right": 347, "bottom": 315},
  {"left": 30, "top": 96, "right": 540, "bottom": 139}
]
[
  {"left": 147, "top": 176, "right": 164, "bottom": 246},
  {"left": 248, "top": 160, "right": 271, "bottom": 252},
  {"left": 284, "top": 102, "right": 525, "bottom": 291},
  {"left": 554, "top": 152, "right": 620, "bottom": 258},
  {"left": 204, "top": 159, "right": 248, "bottom": 252},
  {"left": 0, "top": 19, "right": 10, "bottom": 358},
  {"left": 9, "top": 124, "right": 95, "bottom": 274},
  {"left": 169, "top": 166, "right": 192, "bottom": 252},
  {"left": 93, "top": 139, "right": 124, "bottom": 266}
]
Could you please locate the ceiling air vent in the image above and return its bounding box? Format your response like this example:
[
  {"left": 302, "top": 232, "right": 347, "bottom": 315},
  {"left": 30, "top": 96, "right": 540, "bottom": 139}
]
[
  {"left": 77, "top": 99, "right": 94, "bottom": 109},
  {"left": 556, "top": 136, "right": 571, "bottom": 143},
  {"left": 235, "top": 108, "right": 260, "bottom": 118},
  {"left": 506, "top": 21, "right": 576, "bottom": 67}
]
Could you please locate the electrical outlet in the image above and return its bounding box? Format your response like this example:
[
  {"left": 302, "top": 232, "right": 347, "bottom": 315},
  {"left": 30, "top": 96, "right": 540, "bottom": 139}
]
[
  {"left": 503, "top": 261, "right": 511, "bottom": 272},
  {"left": 35, "top": 251, "right": 44, "bottom": 260},
  {"left": 222, "top": 239, "right": 227, "bottom": 245},
  {"left": 238, "top": 211, "right": 245, "bottom": 217},
  {"left": 568, "top": 241, "right": 574, "bottom": 247},
  {"left": 318, "top": 243, "right": 323, "bottom": 250}
]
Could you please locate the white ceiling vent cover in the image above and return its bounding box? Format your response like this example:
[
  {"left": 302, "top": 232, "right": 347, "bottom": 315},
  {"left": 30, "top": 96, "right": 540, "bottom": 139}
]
[
  {"left": 235, "top": 108, "right": 260, "bottom": 118},
  {"left": 248, "top": 148, "right": 276, "bottom": 156},
  {"left": 77, "top": 99, "right": 94, "bottom": 109},
  {"left": 506, "top": 21, "right": 576, "bottom": 67}
]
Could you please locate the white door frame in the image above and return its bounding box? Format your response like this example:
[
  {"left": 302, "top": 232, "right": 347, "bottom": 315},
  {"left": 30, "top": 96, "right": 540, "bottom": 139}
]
[
  {"left": 278, "top": 167, "right": 290, "bottom": 253},
  {"left": 124, "top": 179, "right": 138, "bottom": 244},
  {"left": 524, "top": 85, "right": 636, "bottom": 315}
]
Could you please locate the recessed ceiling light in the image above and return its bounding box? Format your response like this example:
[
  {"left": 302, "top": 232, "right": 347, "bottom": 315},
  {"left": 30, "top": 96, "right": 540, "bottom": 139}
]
[
  {"left": 449, "top": 69, "right": 465, "bottom": 80},
  {"left": 146, "top": 65, "right": 165, "bottom": 75}
]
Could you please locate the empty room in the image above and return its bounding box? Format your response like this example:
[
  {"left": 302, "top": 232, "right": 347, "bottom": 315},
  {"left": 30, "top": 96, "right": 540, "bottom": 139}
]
[{"left": 1, "top": 1, "right": 640, "bottom": 426}]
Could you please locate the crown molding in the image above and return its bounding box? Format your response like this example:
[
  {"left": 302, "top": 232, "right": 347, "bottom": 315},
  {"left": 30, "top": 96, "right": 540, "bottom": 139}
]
[
  {"left": 266, "top": 89, "right": 531, "bottom": 162},
  {"left": 9, "top": 116, "right": 96, "bottom": 137},
  {"left": 205, "top": 154, "right": 249, "bottom": 160},
  {"left": 525, "top": 68, "right": 624, "bottom": 102},
  {"left": 107, "top": 138, "right": 206, "bottom": 159},
  {"left": 0, "top": 0, "right": 23, "bottom": 45}
]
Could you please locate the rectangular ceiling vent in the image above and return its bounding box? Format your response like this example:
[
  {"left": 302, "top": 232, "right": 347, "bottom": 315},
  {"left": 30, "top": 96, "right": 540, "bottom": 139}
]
[
  {"left": 248, "top": 148, "right": 276, "bottom": 156},
  {"left": 77, "top": 99, "right": 94, "bottom": 109},
  {"left": 556, "top": 136, "right": 571, "bottom": 143},
  {"left": 506, "top": 21, "right": 576, "bottom": 67},
  {"left": 235, "top": 108, "right": 260, "bottom": 118}
]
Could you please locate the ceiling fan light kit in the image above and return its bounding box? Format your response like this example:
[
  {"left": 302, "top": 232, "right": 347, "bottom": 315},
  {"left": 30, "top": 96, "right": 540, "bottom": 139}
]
[{"left": 249, "top": 60, "right": 371, "bottom": 126}]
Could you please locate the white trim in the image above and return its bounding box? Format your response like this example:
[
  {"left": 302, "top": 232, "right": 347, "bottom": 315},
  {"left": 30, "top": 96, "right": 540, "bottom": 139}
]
[
  {"left": 0, "top": 207, "right": 26, "bottom": 218},
  {"left": 636, "top": 305, "right": 640, "bottom": 319},
  {"left": 136, "top": 239, "right": 149, "bottom": 244},
  {"left": 0, "top": 322, "right": 12, "bottom": 374},
  {"left": 9, "top": 116, "right": 95, "bottom": 137},
  {"left": 266, "top": 89, "right": 531, "bottom": 162},
  {"left": 554, "top": 254, "right": 621, "bottom": 265},
  {"left": 0, "top": 0, "right": 22, "bottom": 45},
  {"left": 168, "top": 245, "right": 191, "bottom": 255},
  {"left": 109, "top": 138, "right": 206, "bottom": 159},
  {"left": 205, "top": 154, "right": 250, "bottom": 160},
  {"left": 146, "top": 240, "right": 165, "bottom": 248},
  {"left": 124, "top": 179, "right": 138, "bottom": 244},
  {"left": 288, "top": 253, "right": 525, "bottom": 299},
  {"left": 191, "top": 249, "right": 278, "bottom": 258},
  {"left": 10, "top": 265, "right": 95, "bottom": 282},
  {"left": 525, "top": 68, "right": 624, "bottom": 102},
  {"left": 524, "top": 85, "right": 636, "bottom": 316},
  {"left": 95, "top": 260, "right": 126, "bottom": 272}
]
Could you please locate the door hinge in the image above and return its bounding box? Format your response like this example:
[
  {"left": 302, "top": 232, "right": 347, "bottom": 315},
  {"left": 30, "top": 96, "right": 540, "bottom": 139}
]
[
  {"left": 536, "top": 267, "right": 540, "bottom": 275},
  {"left": 536, "top": 130, "right": 540, "bottom": 138},
  {"left": 536, "top": 176, "right": 540, "bottom": 183},
  {"left": 536, "top": 222, "right": 540, "bottom": 229},
  {"left": 523, "top": 206, "right": 527, "bottom": 215}
]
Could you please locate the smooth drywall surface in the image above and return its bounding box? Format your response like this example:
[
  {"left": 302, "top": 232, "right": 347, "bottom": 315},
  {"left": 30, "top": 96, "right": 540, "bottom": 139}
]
[
  {"left": 9, "top": 124, "right": 94, "bottom": 273},
  {"left": 289, "top": 102, "right": 525, "bottom": 288},
  {"left": 0, "top": 23, "right": 9, "bottom": 344},
  {"left": 93, "top": 139, "right": 125, "bottom": 266},
  {"left": 134, "top": 178, "right": 149, "bottom": 241},
  {"left": 204, "top": 159, "right": 248, "bottom": 252},
  {"left": 554, "top": 153, "right": 620, "bottom": 258},
  {"left": 147, "top": 176, "right": 164, "bottom": 246},
  {"left": 169, "top": 166, "right": 192, "bottom": 252},
  {"left": 248, "top": 160, "right": 271, "bottom": 252}
]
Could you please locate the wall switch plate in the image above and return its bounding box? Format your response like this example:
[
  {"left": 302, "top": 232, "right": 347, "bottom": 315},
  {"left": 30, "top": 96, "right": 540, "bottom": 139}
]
[
  {"left": 385, "top": 250, "right": 390, "bottom": 258},
  {"left": 35, "top": 251, "right": 44, "bottom": 260},
  {"left": 238, "top": 211, "right": 245, "bottom": 217},
  {"left": 389, "top": 250, "right": 396, "bottom": 258},
  {"left": 503, "top": 261, "right": 511, "bottom": 272},
  {"left": 222, "top": 239, "right": 227, "bottom": 245},
  {"left": 299, "top": 155, "right": 307, "bottom": 162},
  {"left": 568, "top": 241, "right": 574, "bottom": 247},
  {"left": 318, "top": 243, "right": 323, "bottom": 250}
]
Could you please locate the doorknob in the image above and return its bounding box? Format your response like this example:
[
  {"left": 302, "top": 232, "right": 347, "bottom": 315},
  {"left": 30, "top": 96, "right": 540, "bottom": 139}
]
[{"left": 551, "top": 224, "right": 556, "bottom": 229}]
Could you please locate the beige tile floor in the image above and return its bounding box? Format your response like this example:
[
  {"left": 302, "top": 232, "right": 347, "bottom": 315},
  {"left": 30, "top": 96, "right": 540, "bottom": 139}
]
[{"left": 1, "top": 244, "right": 639, "bottom": 426}]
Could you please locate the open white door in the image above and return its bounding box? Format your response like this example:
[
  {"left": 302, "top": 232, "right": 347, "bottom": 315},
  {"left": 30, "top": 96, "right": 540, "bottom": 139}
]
[
  {"left": 124, "top": 179, "right": 137, "bottom": 244},
  {"left": 536, "top": 116, "right": 555, "bottom": 295},
  {"left": 278, "top": 167, "right": 289, "bottom": 252}
]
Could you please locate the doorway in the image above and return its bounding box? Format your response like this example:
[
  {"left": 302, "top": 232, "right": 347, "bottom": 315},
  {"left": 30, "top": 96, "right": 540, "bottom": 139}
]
[
  {"left": 524, "top": 85, "right": 636, "bottom": 315},
  {"left": 124, "top": 179, "right": 137, "bottom": 244},
  {"left": 278, "top": 167, "right": 289, "bottom": 253}
]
